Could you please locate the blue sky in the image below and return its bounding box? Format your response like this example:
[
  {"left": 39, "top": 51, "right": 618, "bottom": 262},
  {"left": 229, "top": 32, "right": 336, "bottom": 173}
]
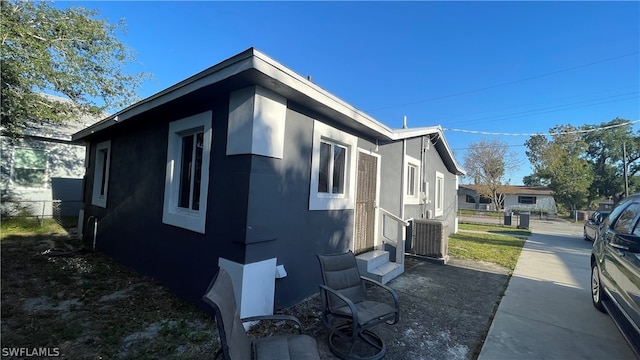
[{"left": 62, "top": 1, "right": 639, "bottom": 184}]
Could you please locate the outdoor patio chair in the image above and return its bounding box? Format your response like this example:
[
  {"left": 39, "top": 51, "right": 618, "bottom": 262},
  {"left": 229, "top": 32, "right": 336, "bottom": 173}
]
[
  {"left": 202, "top": 268, "right": 321, "bottom": 360},
  {"left": 317, "top": 251, "right": 400, "bottom": 360}
]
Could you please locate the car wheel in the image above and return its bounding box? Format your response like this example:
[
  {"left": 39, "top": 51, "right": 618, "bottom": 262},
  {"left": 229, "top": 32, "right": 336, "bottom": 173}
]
[{"left": 591, "top": 261, "right": 606, "bottom": 313}]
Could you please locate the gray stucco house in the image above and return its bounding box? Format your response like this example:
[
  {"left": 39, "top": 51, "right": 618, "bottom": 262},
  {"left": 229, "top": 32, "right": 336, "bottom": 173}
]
[{"left": 72, "top": 48, "right": 465, "bottom": 317}]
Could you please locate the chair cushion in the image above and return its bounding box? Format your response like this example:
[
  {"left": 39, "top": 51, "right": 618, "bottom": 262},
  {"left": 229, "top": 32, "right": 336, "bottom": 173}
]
[
  {"left": 333, "top": 300, "right": 397, "bottom": 325},
  {"left": 253, "top": 334, "right": 321, "bottom": 360}
]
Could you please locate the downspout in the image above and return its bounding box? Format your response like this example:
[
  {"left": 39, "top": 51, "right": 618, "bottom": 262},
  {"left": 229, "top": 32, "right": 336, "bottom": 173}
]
[
  {"left": 420, "top": 136, "right": 426, "bottom": 218},
  {"left": 400, "top": 115, "right": 407, "bottom": 221},
  {"left": 401, "top": 139, "right": 406, "bottom": 222}
]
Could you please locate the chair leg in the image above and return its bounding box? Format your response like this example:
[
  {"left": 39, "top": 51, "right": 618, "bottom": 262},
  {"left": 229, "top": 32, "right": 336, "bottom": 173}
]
[{"left": 328, "top": 324, "right": 386, "bottom": 360}]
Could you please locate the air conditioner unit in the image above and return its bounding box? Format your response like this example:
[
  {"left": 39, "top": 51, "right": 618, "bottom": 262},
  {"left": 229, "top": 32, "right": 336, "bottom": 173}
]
[{"left": 410, "top": 219, "right": 449, "bottom": 264}]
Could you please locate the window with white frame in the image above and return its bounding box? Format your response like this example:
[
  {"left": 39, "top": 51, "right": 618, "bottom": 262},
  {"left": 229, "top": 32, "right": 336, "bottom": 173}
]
[
  {"left": 309, "top": 120, "right": 357, "bottom": 210},
  {"left": 91, "top": 141, "right": 111, "bottom": 207},
  {"left": 518, "top": 196, "right": 537, "bottom": 204},
  {"left": 13, "top": 148, "right": 47, "bottom": 187},
  {"left": 435, "top": 171, "right": 444, "bottom": 216},
  {"left": 318, "top": 141, "right": 347, "bottom": 195},
  {"left": 404, "top": 155, "right": 421, "bottom": 204},
  {"left": 162, "top": 111, "right": 212, "bottom": 233}
]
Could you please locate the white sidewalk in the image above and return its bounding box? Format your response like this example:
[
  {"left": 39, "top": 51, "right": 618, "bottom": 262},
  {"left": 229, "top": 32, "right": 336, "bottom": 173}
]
[{"left": 479, "top": 220, "right": 636, "bottom": 360}]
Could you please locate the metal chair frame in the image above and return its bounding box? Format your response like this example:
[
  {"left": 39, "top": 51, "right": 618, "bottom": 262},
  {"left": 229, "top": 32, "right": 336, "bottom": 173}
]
[
  {"left": 317, "top": 251, "right": 400, "bottom": 360},
  {"left": 203, "top": 268, "right": 320, "bottom": 360}
]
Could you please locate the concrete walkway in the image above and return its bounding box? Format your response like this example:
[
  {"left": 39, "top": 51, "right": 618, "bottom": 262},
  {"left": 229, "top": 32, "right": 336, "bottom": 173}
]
[{"left": 478, "top": 219, "right": 636, "bottom": 359}]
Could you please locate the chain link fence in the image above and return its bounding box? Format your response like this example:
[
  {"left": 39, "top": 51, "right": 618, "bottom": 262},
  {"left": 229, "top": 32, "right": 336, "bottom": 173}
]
[{"left": 1, "top": 199, "right": 83, "bottom": 227}]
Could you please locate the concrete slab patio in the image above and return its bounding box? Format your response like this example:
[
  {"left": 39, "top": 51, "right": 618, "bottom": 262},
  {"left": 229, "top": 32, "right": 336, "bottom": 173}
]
[{"left": 307, "top": 255, "right": 512, "bottom": 360}]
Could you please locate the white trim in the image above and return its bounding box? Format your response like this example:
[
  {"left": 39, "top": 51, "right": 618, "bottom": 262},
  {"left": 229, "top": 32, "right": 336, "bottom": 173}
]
[
  {"left": 435, "top": 171, "right": 444, "bottom": 217},
  {"left": 72, "top": 49, "right": 465, "bottom": 176},
  {"left": 91, "top": 140, "right": 111, "bottom": 208},
  {"left": 227, "top": 85, "right": 287, "bottom": 158},
  {"left": 404, "top": 154, "right": 421, "bottom": 205},
  {"left": 309, "top": 120, "right": 357, "bottom": 210},
  {"left": 353, "top": 148, "right": 382, "bottom": 251},
  {"left": 11, "top": 146, "right": 48, "bottom": 190},
  {"left": 162, "top": 111, "right": 212, "bottom": 233},
  {"left": 218, "top": 257, "right": 277, "bottom": 319}
]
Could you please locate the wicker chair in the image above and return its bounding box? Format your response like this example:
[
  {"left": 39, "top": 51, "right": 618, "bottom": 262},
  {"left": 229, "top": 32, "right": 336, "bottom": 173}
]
[
  {"left": 203, "top": 268, "right": 321, "bottom": 360},
  {"left": 317, "top": 251, "right": 400, "bottom": 360}
]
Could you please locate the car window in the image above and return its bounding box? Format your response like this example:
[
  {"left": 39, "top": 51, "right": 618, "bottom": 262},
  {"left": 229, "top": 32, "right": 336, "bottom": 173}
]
[
  {"left": 612, "top": 203, "right": 640, "bottom": 235},
  {"left": 606, "top": 198, "right": 635, "bottom": 228}
]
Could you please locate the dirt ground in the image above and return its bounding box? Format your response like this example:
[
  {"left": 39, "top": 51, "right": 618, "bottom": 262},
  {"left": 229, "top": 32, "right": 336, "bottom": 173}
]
[{"left": 1, "top": 233, "right": 510, "bottom": 359}]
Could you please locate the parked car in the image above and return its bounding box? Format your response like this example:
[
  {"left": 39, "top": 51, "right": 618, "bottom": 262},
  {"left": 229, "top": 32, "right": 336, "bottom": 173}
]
[
  {"left": 584, "top": 211, "right": 610, "bottom": 242},
  {"left": 591, "top": 194, "right": 640, "bottom": 354}
]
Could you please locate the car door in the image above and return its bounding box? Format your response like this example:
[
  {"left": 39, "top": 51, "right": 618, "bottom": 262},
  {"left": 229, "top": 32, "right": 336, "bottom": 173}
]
[
  {"left": 586, "top": 212, "right": 600, "bottom": 240},
  {"left": 602, "top": 201, "right": 640, "bottom": 328}
]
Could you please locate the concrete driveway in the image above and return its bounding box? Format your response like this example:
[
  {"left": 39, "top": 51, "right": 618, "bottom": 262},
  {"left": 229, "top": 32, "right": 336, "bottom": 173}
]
[{"left": 479, "top": 219, "right": 637, "bottom": 359}]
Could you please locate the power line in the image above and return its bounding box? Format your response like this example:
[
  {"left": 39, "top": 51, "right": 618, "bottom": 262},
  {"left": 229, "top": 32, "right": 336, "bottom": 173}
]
[
  {"left": 452, "top": 144, "right": 527, "bottom": 151},
  {"left": 444, "top": 91, "right": 638, "bottom": 127},
  {"left": 373, "top": 51, "right": 639, "bottom": 111},
  {"left": 443, "top": 119, "right": 640, "bottom": 137},
  {"left": 438, "top": 86, "right": 639, "bottom": 124}
]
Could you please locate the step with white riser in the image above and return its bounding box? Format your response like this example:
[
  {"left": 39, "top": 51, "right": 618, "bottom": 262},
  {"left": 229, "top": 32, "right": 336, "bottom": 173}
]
[
  {"left": 363, "top": 262, "right": 402, "bottom": 284},
  {"left": 356, "top": 250, "right": 390, "bottom": 272}
]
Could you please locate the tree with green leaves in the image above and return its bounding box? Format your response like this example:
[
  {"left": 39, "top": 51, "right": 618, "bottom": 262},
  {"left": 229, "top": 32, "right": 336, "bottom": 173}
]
[
  {"left": 1, "top": 0, "right": 150, "bottom": 137},
  {"left": 582, "top": 118, "right": 640, "bottom": 203},
  {"left": 463, "top": 139, "right": 519, "bottom": 211},
  {"left": 525, "top": 125, "right": 593, "bottom": 212}
]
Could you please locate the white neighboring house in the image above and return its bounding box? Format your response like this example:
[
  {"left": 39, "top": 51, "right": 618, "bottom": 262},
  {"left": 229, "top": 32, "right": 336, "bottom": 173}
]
[
  {"left": 458, "top": 184, "right": 557, "bottom": 214},
  {"left": 1, "top": 95, "right": 101, "bottom": 219}
]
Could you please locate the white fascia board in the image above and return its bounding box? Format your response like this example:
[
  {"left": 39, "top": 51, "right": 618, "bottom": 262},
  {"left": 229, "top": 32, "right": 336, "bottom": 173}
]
[
  {"left": 389, "top": 126, "right": 466, "bottom": 175},
  {"left": 72, "top": 56, "right": 256, "bottom": 141},
  {"left": 432, "top": 129, "right": 466, "bottom": 175},
  {"left": 73, "top": 48, "right": 395, "bottom": 142},
  {"left": 251, "top": 50, "right": 395, "bottom": 139},
  {"left": 388, "top": 126, "right": 441, "bottom": 140}
]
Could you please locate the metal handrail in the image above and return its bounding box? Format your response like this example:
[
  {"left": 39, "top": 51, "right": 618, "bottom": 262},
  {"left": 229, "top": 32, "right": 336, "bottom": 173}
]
[{"left": 376, "top": 206, "right": 409, "bottom": 227}]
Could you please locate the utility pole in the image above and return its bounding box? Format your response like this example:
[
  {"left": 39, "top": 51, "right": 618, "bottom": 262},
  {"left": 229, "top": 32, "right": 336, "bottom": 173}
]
[{"left": 624, "top": 142, "right": 629, "bottom": 197}]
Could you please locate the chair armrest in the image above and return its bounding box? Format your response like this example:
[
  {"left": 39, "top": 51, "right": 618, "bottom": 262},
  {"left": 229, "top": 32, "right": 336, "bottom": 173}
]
[
  {"left": 361, "top": 276, "right": 400, "bottom": 323},
  {"left": 241, "top": 314, "right": 304, "bottom": 334},
  {"left": 319, "top": 284, "right": 359, "bottom": 318}
]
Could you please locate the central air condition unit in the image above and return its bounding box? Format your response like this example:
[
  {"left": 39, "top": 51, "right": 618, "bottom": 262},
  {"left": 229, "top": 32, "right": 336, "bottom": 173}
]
[{"left": 410, "top": 219, "right": 449, "bottom": 264}]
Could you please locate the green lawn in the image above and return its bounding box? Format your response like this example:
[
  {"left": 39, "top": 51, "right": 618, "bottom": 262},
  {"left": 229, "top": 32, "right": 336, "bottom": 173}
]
[
  {"left": 458, "top": 223, "right": 531, "bottom": 237},
  {"left": 1, "top": 218, "right": 68, "bottom": 238},
  {"left": 450, "top": 225, "right": 527, "bottom": 271},
  {"left": 459, "top": 209, "right": 503, "bottom": 217}
]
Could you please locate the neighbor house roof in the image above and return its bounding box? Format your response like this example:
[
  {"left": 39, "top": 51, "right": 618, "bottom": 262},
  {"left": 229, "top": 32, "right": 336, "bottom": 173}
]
[
  {"left": 72, "top": 47, "right": 465, "bottom": 175},
  {"left": 460, "top": 184, "right": 554, "bottom": 196},
  {"left": 10, "top": 93, "right": 103, "bottom": 143}
]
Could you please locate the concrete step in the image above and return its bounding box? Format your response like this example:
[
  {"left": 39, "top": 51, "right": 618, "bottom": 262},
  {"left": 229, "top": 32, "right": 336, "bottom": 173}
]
[
  {"left": 362, "top": 262, "right": 403, "bottom": 284},
  {"left": 356, "top": 250, "right": 389, "bottom": 272}
]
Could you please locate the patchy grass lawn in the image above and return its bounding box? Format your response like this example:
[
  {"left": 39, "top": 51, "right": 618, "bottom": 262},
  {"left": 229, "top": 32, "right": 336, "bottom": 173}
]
[
  {"left": 1, "top": 231, "right": 219, "bottom": 359},
  {"left": 1, "top": 217, "right": 69, "bottom": 236},
  {"left": 450, "top": 227, "right": 526, "bottom": 271},
  {"left": 0, "top": 225, "right": 323, "bottom": 359}
]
